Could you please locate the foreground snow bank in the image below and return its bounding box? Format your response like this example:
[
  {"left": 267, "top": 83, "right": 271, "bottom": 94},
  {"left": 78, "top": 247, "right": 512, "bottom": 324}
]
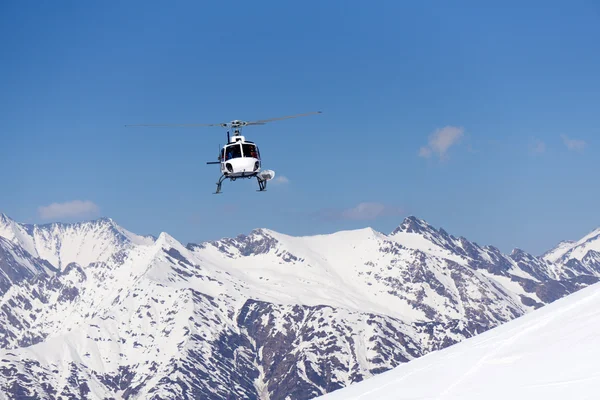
[{"left": 319, "top": 281, "right": 600, "bottom": 400}]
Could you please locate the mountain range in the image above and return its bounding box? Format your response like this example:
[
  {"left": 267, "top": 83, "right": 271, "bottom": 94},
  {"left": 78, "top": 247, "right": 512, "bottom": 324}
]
[{"left": 0, "top": 212, "right": 599, "bottom": 399}]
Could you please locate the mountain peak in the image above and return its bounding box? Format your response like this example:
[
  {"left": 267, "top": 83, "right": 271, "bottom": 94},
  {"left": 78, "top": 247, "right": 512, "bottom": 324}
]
[
  {"left": 96, "top": 216, "right": 115, "bottom": 224},
  {"left": 511, "top": 248, "right": 526, "bottom": 256},
  {"left": 391, "top": 216, "right": 435, "bottom": 235},
  {"left": 542, "top": 227, "right": 600, "bottom": 264},
  {"left": 0, "top": 213, "right": 13, "bottom": 226},
  {"left": 510, "top": 248, "right": 536, "bottom": 261}
]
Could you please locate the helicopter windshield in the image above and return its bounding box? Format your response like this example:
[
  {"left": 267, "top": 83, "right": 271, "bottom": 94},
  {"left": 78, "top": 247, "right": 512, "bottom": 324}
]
[
  {"left": 225, "top": 144, "right": 242, "bottom": 160},
  {"left": 242, "top": 143, "right": 259, "bottom": 159}
]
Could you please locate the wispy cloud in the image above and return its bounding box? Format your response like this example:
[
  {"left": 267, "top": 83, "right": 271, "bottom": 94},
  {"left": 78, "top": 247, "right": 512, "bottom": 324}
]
[
  {"left": 38, "top": 200, "right": 100, "bottom": 220},
  {"left": 272, "top": 176, "right": 290, "bottom": 185},
  {"left": 561, "top": 135, "right": 586, "bottom": 152},
  {"left": 315, "top": 202, "right": 404, "bottom": 221},
  {"left": 531, "top": 139, "right": 546, "bottom": 154},
  {"left": 419, "top": 126, "right": 464, "bottom": 160}
]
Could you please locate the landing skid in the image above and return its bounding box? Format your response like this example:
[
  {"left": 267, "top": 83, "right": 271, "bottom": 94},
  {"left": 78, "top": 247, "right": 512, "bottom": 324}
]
[
  {"left": 257, "top": 178, "right": 267, "bottom": 192},
  {"left": 214, "top": 174, "right": 227, "bottom": 194},
  {"left": 213, "top": 174, "right": 268, "bottom": 194}
]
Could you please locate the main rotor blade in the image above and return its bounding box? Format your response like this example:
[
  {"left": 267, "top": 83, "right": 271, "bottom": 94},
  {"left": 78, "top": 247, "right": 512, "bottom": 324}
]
[
  {"left": 125, "top": 123, "right": 224, "bottom": 127},
  {"left": 245, "top": 111, "right": 322, "bottom": 126}
]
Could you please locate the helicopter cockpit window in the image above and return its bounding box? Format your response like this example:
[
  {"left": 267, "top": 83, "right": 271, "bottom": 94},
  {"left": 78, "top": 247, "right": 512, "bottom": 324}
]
[
  {"left": 225, "top": 144, "right": 242, "bottom": 160},
  {"left": 242, "top": 144, "right": 259, "bottom": 159}
]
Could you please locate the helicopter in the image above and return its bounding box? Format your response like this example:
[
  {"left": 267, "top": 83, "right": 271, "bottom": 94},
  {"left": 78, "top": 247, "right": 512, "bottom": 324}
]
[{"left": 126, "top": 111, "right": 322, "bottom": 194}]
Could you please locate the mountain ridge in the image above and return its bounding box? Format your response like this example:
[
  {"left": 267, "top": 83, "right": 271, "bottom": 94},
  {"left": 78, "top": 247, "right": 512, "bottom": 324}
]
[{"left": 1, "top": 212, "right": 599, "bottom": 399}]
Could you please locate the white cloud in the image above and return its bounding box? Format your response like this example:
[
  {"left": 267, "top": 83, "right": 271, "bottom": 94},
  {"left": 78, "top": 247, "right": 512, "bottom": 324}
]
[
  {"left": 561, "top": 135, "right": 586, "bottom": 152},
  {"left": 272, "top": 176, "right": 290, "bottom": 185},
  {"left": 418, "top": 146, "right": 432, "bottom": 158},
  {"left": 38, "top": 200, "right": 100, "bottom": 220},
  {"left": 419, "top": 126, "right": 464, "bottom": 160},
  {"left": 316, "top": 202, "right": 404, "bottom": 221},
  {"left": 531, "top": 139, "right": 546, "bottom": 154}
]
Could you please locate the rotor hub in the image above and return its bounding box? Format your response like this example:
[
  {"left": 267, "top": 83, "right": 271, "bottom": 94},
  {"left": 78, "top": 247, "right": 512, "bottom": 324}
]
[{"left": 221, "top": 120, "right": 248, "bottom": 129}]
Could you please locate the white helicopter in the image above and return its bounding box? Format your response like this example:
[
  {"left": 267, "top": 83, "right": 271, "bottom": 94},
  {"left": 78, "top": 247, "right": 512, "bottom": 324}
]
[{"left": 126, "top": 111, "right": 321, "bottom": 194}]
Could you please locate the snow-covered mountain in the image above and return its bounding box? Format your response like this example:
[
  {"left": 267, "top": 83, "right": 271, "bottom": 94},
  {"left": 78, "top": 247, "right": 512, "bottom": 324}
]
[
  {"left": 542, "top": 227, "right": 600, "bottom": 277},
  {"left": 0, "top": 213, "right": 154, "bottom": 271},
  {"left": 318, "top": 278, "right": 600, "bottom": 400},
  {"left": 0, "top": 213, "right": 598, "bottom": 399}
]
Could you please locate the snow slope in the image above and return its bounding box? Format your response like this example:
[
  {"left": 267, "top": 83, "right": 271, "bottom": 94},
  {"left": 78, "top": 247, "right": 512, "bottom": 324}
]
[
  {"left": 0, "top": 237, "right": 56, "bottom": 295},
  {"left": 191, "top": 226, "right": 526, "bottom": 324},
  {"left": 318, "top": 280, "right": 600, "bottom": 400}
]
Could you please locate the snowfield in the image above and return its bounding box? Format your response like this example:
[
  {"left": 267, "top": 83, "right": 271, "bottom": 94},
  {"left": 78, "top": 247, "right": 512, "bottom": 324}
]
[{"left": 318, "top": 280, "right": 600, "bottom": 399}]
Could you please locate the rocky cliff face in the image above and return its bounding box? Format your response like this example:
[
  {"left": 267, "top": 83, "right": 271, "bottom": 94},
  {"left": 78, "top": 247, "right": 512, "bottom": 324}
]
[{"left": 0, "top": 214, "right": 598, "bottom": 399}]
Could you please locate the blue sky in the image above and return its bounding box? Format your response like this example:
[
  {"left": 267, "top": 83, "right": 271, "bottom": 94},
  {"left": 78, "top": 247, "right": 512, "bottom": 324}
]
[{"left": 1, "top": 1, "right": 599, "bottom": 255}]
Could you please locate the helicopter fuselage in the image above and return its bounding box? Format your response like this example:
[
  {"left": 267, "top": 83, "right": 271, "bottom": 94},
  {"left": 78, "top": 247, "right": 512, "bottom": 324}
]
[
  {"left": 220, "top": 136, "right": 261, "bottom": 178},
  {"left": 222, "top": 156, "right": 260, "bottom": 178}
]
